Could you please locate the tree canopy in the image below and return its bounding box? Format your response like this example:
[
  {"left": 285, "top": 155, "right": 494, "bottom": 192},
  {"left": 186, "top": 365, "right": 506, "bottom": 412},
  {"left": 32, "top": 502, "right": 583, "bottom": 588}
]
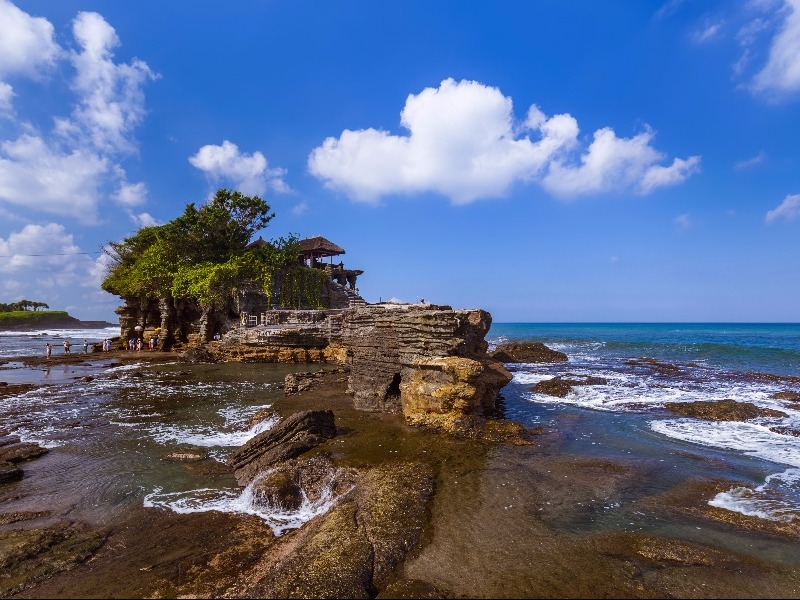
[
  {"left": 101, "top": 189, "right": 328, "bottom": 309},
  {"left": 0, "top": 300, "right": 50, "bottom": 312}
]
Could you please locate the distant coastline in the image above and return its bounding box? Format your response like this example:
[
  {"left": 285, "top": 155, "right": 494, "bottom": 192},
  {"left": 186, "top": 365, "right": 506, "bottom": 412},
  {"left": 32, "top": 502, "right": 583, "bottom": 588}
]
[{"left": 0, "top": 310, "right": 116, "bottom": 331}]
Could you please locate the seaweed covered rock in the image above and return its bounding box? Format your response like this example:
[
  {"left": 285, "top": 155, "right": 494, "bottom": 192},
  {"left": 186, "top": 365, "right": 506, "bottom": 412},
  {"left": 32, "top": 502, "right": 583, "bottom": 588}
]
[
  {"left": 250, "top": 461, "right": 435, "bottom": 598},
  {"left": 664, "top": 399, "right": 786, "bottom": 421},
  {"left": 533, "top": 374, "right": 609, "bottom": 398},
  {"left": 490, "top": 342, "right": 568, "bottom": 363}
]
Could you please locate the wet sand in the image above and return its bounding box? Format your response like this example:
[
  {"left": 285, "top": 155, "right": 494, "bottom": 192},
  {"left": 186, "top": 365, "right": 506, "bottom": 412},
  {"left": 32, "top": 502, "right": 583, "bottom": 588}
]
[{"left": 3, "top": 358, "right": 800, "bottom": 598}]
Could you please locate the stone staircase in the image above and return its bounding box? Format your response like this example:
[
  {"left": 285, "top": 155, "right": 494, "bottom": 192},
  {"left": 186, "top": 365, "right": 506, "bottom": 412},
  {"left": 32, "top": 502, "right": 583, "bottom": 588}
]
[{"left": 343, "top": 287, "right": 367, "bottom": 307}]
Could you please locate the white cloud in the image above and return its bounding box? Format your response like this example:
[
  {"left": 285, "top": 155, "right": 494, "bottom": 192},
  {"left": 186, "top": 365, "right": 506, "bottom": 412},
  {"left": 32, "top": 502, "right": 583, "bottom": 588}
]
[
  {"left": 0, "top": 8, "right": 156, "bottom": 222},
  {"left": 126, "top": 210, "right": 157, "bottom": 227},
  {"left": 189, "top": 140, "right": 290, "bottom": 197},
  {"left": 0, "top": 134, "right": 107, "bottom": 219},
  {"left": 0, "top": 0, "right": 59, "bottom": 78},
  {"left": 545, "top": 128, "right": 701, "bottom": 197},
  {"left": 693, "top": 20, "right": 724, "bottom": 43},
  {"left": 0, "top": 223, "right": 94, "bottom": 286},
  {"left": 308, "top": 79, "right": 698, "bottom": 204},
  {"left": 115, "top": 180, "right": 147, "bottom": 206},
  {"left": 765, "top": 193, "right": 800, "bottom": 222},
  {"left": 747, "top": 0, "right": 800, "bottom": 98},
  {"left": 291, "top": 201, "right": 309, "bottom": 216},
  {"left": 59, "top": 11, "right": 157, "bottom": 153},
  {"left": 734, "top": 150, "right": 767, "bottom": 169}
]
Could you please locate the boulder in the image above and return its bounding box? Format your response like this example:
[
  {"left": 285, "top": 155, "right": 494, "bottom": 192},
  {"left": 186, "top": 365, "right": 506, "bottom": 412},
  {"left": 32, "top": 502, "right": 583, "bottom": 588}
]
[
  {"left": 250, "top": 454, "right": 356, "bottom": 512},
  {"left": 490, "top": 342, "right": 568, "bottom": 363},
  {"left": 227, "top": 410, "right": 337, "bottom": 485},
  {"left": 771, "top": 391, "right": 800, "bottom": 402}
]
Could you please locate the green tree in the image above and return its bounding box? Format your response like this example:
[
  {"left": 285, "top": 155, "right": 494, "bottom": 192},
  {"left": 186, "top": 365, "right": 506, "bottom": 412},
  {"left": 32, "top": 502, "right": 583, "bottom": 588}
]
[{"left": 101, "top": 189, "right": 327, "bottom": 311}]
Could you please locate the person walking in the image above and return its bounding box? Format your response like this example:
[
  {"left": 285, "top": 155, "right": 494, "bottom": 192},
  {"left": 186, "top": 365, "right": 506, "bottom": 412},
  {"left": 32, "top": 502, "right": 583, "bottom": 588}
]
[
  {"left": 45, "top": 343, "right": 52, "bottom": 359},
  {"left": 63, "top": 340, "right": 71, "bottom": 354},
  {"left": 82, "top": 339, "right": 89, "bottom": 354}
]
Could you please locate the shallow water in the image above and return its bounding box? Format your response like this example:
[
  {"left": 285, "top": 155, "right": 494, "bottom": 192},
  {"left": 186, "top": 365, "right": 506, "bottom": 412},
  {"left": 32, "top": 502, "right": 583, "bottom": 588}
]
[{"left": 0, "top": 359, "right": 325, "bottom": 533}]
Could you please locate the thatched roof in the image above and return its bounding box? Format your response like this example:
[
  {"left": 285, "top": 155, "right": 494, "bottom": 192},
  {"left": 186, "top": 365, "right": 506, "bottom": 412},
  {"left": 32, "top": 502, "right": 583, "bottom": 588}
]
[
  {"left": 246, "top": 236, "right": 274, "bottom": 250},
  {"left": 297, "top": 236, "right": 345, "bottom": 257}
]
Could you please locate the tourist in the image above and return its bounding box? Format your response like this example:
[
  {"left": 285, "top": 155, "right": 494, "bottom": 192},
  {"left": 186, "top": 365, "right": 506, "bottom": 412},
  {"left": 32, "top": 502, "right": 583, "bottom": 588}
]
[
  {"left": 63, "top": 340, "right": 71, "bottom": 354},
  {"left": 45, "top": 343, "right": 52, "bottom": 359},
  {"left": 82, "top": 339, "right": 89, "bottom": 354}
]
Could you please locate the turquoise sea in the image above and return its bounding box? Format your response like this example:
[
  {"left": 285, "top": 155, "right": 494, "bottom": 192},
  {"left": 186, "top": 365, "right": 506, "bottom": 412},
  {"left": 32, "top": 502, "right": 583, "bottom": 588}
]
[{"left": 488, "top": 322, "right": 800, "bottom": 526}]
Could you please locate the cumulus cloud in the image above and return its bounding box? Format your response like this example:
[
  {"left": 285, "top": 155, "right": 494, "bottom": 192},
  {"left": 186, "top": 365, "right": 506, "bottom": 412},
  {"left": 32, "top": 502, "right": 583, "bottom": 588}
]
[
  {"left": 0, "top": 5, "right": 156, "bottom": 222},
  {"left": 114, "top": 180, "right": 147, "bottom": 206},
  {"left": 0, "top": 0, "right": 59, "bottom": 78},
  {"left": 765, "top": 193, "right": 800, "bottom": 222},
  {"left": 309, "top": 79, "right": 700, "bottom": 204},
  {"left": 189, "top": 140, "right": 289, "bottom": 197},
  {"left": 0, "top": 134, "right": 108, "bottom": 218}
]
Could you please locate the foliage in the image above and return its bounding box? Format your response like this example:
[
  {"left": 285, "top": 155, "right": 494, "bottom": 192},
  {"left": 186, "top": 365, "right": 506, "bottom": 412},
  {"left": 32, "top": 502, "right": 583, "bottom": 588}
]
[{"left": 101, "top": 189, "right": 328, "bottom": 310}]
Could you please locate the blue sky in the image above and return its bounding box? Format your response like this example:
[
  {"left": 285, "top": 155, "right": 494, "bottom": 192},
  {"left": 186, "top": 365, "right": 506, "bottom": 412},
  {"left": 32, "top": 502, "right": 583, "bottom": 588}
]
[{"left": 0, "top": 0, "right": 798, "bottom": 323}]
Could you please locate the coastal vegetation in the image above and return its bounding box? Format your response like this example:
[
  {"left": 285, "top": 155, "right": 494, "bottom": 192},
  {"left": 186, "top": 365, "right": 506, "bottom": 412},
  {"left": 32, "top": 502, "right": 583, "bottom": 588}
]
[
  {"left": 0, "top": 310, "right": 79, "bottom": 329},
  {"left": 101, "top": 189, "right": 329, "bottom": 311},
  {"left": 0, "top": 300, "right": 50, "bottom": 312}
]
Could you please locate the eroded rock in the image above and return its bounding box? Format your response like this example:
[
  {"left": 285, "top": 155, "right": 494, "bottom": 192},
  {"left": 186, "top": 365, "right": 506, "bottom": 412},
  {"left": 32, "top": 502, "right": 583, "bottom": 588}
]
[
  {"left": 227, "top": 410, "right": 337, "bottom": 485},
  {"left": 252, "top": 461, "right": 435, "bottom": 599}
]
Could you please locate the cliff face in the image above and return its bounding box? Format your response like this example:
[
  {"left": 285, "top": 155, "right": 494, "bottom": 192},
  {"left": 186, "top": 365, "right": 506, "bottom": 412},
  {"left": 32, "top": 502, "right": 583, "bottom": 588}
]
[{"left": 340, "top": 305, "right": 511, "bottom": 426}]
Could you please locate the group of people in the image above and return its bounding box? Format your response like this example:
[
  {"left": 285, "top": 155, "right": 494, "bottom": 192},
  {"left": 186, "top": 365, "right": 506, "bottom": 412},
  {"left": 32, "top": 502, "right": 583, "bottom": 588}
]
[
  {"left": 126, "top": 336, "right": 159, "bottom": 351},
  {"left": 45, "top": 334, "right": 160, "bottom": 358},
  {"left": 46, "top": 338, "right": 90, "bottom": 358}
]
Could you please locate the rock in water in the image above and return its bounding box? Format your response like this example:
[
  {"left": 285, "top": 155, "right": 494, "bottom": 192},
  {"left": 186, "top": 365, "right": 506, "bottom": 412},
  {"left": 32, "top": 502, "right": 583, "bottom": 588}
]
[
  {"left": 490, "top": 342, "right": 568, "bottom": 363},
  {"left": 0, "top": 442, "right": 48, "bottom": 463},
  {"left": 227, "top": 410, "right": 337, "bottom": 485},
  {"left": 664, "top": 399, "right": 786, "bottom": 421}
]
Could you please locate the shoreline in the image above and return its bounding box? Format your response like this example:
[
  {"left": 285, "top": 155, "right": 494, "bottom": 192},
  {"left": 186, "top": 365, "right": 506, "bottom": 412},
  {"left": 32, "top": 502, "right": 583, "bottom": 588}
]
[{"left": 2, "top": 361, "right": 800, "bottom": 597}]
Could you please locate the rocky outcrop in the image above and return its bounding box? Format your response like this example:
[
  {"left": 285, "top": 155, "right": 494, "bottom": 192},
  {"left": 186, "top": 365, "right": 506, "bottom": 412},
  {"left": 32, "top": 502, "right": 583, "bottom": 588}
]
[
  {"left": 227, "top": 410, "right": 337, "bottom": 485},
  {"left": 490, "top": 342, "right": 568, "bottom": 363},
  {"left": 341, "top": 304, "right": 512, "bottom": 431},
  {"left": 664, "top": 399, "right": 786, "bottom": 421},
  {"left": 251, "top": 461, "right": 435, "bottom": 599},
  {"left": 250, "top": 454, "right": 356, "bottom": 512}
]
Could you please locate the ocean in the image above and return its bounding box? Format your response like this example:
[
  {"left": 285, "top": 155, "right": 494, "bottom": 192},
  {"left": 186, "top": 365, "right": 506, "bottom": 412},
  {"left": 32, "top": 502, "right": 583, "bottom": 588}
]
[
  {"left": 1, "top": 323, "right": 800, "bottom": 541},
  {"left": 488, "top": 322, "right": 800, "bottom": 525}
]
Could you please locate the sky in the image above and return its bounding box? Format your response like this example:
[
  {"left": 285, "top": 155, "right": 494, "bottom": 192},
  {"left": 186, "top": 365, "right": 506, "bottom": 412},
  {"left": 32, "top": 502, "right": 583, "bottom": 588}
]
[{"left": 0, "top": 0, "right": 798, "bottom": 323}]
